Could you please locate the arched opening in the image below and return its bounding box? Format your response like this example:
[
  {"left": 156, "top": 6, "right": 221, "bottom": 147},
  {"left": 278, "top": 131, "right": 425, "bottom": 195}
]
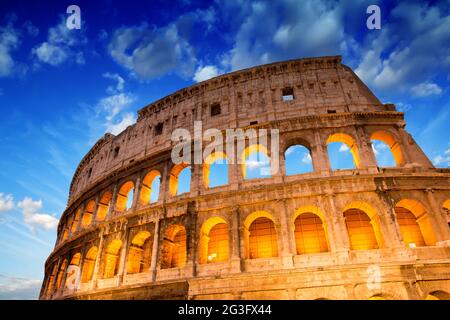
[
  {"left": 199, "top": 217, "right": 229, "bottom": 264},
  {"left": 55, "top": 259, "right": 67, "bottom": 291},
  {"left": 116, "top": 181, "right": 134, "bottom": 212},
  {"left": 96, "top": 191, "right": 112, "bottom": 221},
  {"left": 203, "top": 151, "right": 228, "bottom": 188},
  {"left": 370, "top": 131, "right": 403, "bottom": 167},
  {"left": 45, "top": 264, "right": 58, "bottom": 295},
  {"left": 294, "top": 208, "right": 329, "bottom": 254},
  {"left": 326, "top": 133, "right": 359, "bottom": 170},
  {"left": 284, "top": 145, "right": 313, "bottom": 176},
  {"left": 241, "top": 144, "right": 272, "bottom": 180},
  {"left": 396, "top": 199, "right": 436, "bottom": 246},
  {"left": 160, "top": 225, "right": 187, "bottom": 269},
  {"left": 103, "top": 239, "right": 122, "bottom": 278},
  {"left": 140, "top": 170, "right": 161, "bottom": 205},
  {"left": 426, "top": 291, "right": 450, "bottom": 300},
  {"left": 126, "top": 231, "right": 152, "bottom": 274},
  {"left": 81, "top": 246, "right": 98, "bottom": 283},
  {"left": 81, "top": 200, "right": 95, "bottom": 228},
  {"left": 169, "top": 163, "right": 191, "bottom": 196},
  {"left": 244, "top": 212, "right": 278, "bottom": 259},
  {"left": 343, "top": 202, "right": 381, "bottom": 250},
  {"left": 65, "top": 253, "right": 81, "bottom": 289},
  {"left": 71, "top": 208, "right": 81, "bottom": 233},
  {"left": 443, "top": 199, "right": 450, "bottom": 227}
]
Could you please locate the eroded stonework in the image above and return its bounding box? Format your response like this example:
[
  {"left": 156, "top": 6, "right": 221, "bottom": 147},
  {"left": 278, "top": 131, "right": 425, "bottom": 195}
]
[{"left": 40, "top": 56, "right": 450, "bottom": 300}]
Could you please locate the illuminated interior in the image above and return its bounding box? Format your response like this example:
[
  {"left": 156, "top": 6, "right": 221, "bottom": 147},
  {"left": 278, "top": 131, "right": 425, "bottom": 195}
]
[
  {"left": 126, "top": 231, "right": 152, "bottom": 274},
  {"left": 81, "top": 200, "right": 95, "bottom": 228},
  {"left": 81, "top": 246, "right": 98, "bottom": 283},
  {"left": 395, "top": 206, "right": 426, "bottom": 247},
  {"left": 425, "top": 291, "right": 450, "bottom": 300},
  {"left": 203, "top": 151, "right": 228, "bottom": 188},
  {"left": 344, "top": 208, "right": 379, "bottom": 250},
  {"left": 55, "top": 259, "right": 67, "bottom": 291},
  {"left": 115, "top": 181, "right": 134, "bottom": 212},
  {"left": 160, "top": 225, "right": 187, "bottom": 269},
  {"left": 199, "top": 217, "right": 229, "bottom": 264},
  {"left": 396, "top": 199, "right": 436, "bottom": 246},
  {"left": 103, "top": 239, "right": 122, "bottom": 278},
  {"left": 294, "top": 212, "right": 329, "bottom": 254},
  {"left": 65, "top": 253, "right": 81, "bottom": 288},
  {"left": 241, "top": 144, "right": 272, "bottom": 180},
  {"left": 244, "top": 212, "right": 278, "bottom": 259},
  {"left": 169, "top": 163, "right": 190, "bottom": 196},
  {"left": 139, "top": 170, "right": 161, "bottom": 205},
  {"left": 71, "top": 208, "right": 81, "bottom": 233},
  {"left": 326, "top": 133, "right": 360, "bottom": 169},
  {"left": 370, "top": 130, "right": 404, "bottom": 166},
  {"left": 96, "top": 191, "right": 112, "bottom": 221},
  {"left": 45, "top": 264, "right": 58, "bottom": 295}
]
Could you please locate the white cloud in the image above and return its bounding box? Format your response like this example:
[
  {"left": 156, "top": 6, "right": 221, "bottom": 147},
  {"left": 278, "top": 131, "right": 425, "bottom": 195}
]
[
  {"left": 0, "top": 193, "right": 14, "bottom": 212},
  {"left": 411, "top": 82, "right": 442, "bottom": 97},
  {"left": 17, "top": 197, "right": 58, "bottom": 231},
  {"left": 338, "top": 144, "right": 349, "bottom": 152},
  {"left": 246, "top": 159, "right": 269, "bottom": 170},
  {"left": 433, "top": 148, "right": 450, "bottom": 167},
  {"left": 33, "top": 17, "right": 86, "bottom": 66},
  {"left": 106, "top": 113, "right": 137, "bottom": 135},
  {"left": 0, "top": 275, "right": 41, "bottom": 300},
  {"left": 301, "top": 153, "right": 312, "bottom": 164},
  {"left": 0, "top": 24, "right": 20, "bottom": 77},
  {"left": 103, "top": 72, "right": 125, "bottom": 94},
  {"left": 193, "top": 65, "right": 221, "bottom": 82},
  {"left": 98, "top": 93, "right": 135, "bottom": 121}
]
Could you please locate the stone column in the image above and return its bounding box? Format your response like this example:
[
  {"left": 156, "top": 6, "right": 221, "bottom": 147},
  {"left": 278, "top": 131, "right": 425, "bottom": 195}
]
[
  {"left": 117, "top": 224, "right": 130, "bottom": 285},
  {"left": 131, "top": 174, "right": 142, "bottom": 210},
  {"left": 230, "top": 206, "right": 242, "bottom": 273},
  {"left": 75, "top": 245, "right": 87, "bottom": 291},
  {"left": 75, "top": 202, "right": 86, "bottom": 233},
  {"left": 326, "top": 193, "right": 349, "bottom": 264},
  {"left": 313, "top": 130, "right": 330, "bottom": 175},
  {"left": 160, "top": 160, "right": 169, "bottom": 203},
  {"left": 150, "top": 218, "right": 160, "bottom": 281},
  {"left": 426, "top": 189, "right": 450, "bottom": 245},
  {"left": 186, "top": 201, "right": 197, "bottom": 277},
  {"left": 397, "top": 128, "right": 412, "bottom": 165},
  {"left": 355, "top": 126, "right": 378, "bottom": 173},
  {"left": 279, "top": 199, "right": 294, "bottom": 268},
  {"left": 376, "top": 191, "right": 406, "bottom": 249},
  {"left": 107, "top": 182, "right": 119, "bottom": 219},
  {"left": 91, "top": 228, "right": 105, "bottom": 289},
  {"left": 91, "top": 194, "right": 100, "bottom": 225}
]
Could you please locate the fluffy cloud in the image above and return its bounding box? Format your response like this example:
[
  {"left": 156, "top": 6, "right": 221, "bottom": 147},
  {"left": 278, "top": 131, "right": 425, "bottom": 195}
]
[
  {"left": 98, "top": 93, "right": 135, "bottom": 121},
  {"left": 0, "top": 24, "right": 19, "bottom": 76},
  {"left": 0, "top": 193, "right": 14, "bottom": 212},
  {"left": 411, "top": 82, "right": 443, "bottom": 97},
  {"left": 433, "top": 148, "right": 450, "bottom": 167},
  {"left": 17, "top": 197, "right": 58, "bottom": 231},
  {"left": 338, "top": 144, "right": 349, "bottom": 152},
  {"left": 193, "top": 65, "right": 221, "bottom": 82},
  {"left": 301, "top": 153, "right": 312, "bottom": 164},
  {"left": 106, "top": 112, "right": 137, "bottom": 135},
  {"left": 33, "top": 17, "right": 86, "bottom": 66},
  {"left": 0, "top": 275, "right": 41, "bottom": 300},
  {"left": 103, "top": 72, "right": 125, "bottom": 94}
]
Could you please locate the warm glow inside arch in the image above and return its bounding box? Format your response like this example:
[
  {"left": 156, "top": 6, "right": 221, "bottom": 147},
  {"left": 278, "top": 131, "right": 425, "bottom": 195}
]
[
  {"left": 199, "top": 217, "right": 229, "bottom": 264},
  {"left": 326, "top": 133, "right": 360, "bottom": 169},
  {"left": 126, "top": 231, "right": 152, "bottom": 274},
  {"left": 293, "top": 206, "right": 329, "bottom": 254},
  {"left": 140, "top": 170, "right": 161, "bottom": 205},
  {"left": 81, "top": 200, "right": 95, "bottom": 228},
  {"left": 103, "top": 239, "right": 122, "bottom": 278},
  {"left": 370, "top": 130, "right": 404, "bottom": 166},
  {"left": 65, "top": 253, "right": 81, "bottom": 289},
  {"left": 116, "top": 181, "right": 134, "bottom": 212},
  {"left": 71, "top": 208, "right": 81, "bottom": 233},
  {"left": 81, "top": 246, "right": 98, "bottom": 283},
  {"left": 55, "top": 259, "right": 67, "bottom": 291},
  {"left": 45, "top": 264, "right": 58, "bottom": 296},
  {"left": 96, "top": 191, "right": 112, "bottom": 221},
  {"left": 169, "top": 163, "right": 191, "bottom": 196},
  {"left": 244, "top": 211, "right": 278, "bottom": 259},
  {"left": 161, "top": 224, "right": 187, "bottom": 269}
]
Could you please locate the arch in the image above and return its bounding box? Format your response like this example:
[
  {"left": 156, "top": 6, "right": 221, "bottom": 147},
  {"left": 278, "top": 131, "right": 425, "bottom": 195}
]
[
  {"left": 96, "top": 191, "right": 112, "bottom": 221},
  {"left": 241, "top": 144, "right": 271, "bottom": 180},
  {"left": 169, "top": 163, "right": 191, "bottom": 196},
  {"left": 284, "top": 144, "right": 313, "bottom": 176},
  {"left": 55, "top": 259, "right": 67, "bottom": 291},
  {"left": 426, "top": 290, "right": 450, "bottom": 300},
  {"left": 71, "top": 208, "right": 81, "bottom": 233},
  {"left": 244, "top": 211, "right": 278, "bottom": 259},
  {"left": 65, "top": 252, "right": 81, "bottom": 289},
  {"left": 81, "top": 200, "right": 95, "bottom": 228},
  {"left": 294, "top": 208, "right": 329, "bottom": 254},
  {"left": 443, "top": 199, "right": 450, "bottom": 211},
  {"left": 199, "top": 217, "right": 229, "bottom": 264},
  {"left": 396, "top": 199, "right": 436, "bottom": 246},
  {"left": 126, "top": 231, "right": 152, "bottom": 274},
  {"left": 203, "top": 151, "right": 228, "bottom": 188},
  {"left": 103, "top": 239, "right": 122, "bottom": 278},
  {"left": 160, "top": 224, "right": 187, "bottom": 269},
  {"left": 343, "top": 201, "right": 382, "bottom": 250},
  {"left": 81, "top": 246, "right": 98, "bottom": 283},
  {"left": 45, "top": 264, "right": 58, "bottom": 295},
  {"left": 326, "top": 133, "right": 360, "bottom": 169},
  {"left": 116, "top": 181, "right": 134, "bottom": 212},
  {"left": 140, "top": 170, "right": 161, "bottom": 205},
  {"left": 370, "top": 130, "right": 404, "bottom": 166}
]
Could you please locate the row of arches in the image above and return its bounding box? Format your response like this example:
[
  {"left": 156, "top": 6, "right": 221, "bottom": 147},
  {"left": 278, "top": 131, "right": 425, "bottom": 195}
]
[{"left": 47, "top": 197, "right": 446, "bottom": 297}]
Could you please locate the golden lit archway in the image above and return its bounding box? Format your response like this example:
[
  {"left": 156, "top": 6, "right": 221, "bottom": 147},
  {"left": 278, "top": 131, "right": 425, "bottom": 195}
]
[
  {"left": 425, "top": 290, "right": 450, "bottom": 300},
  {"left": 126, "top": 231, "right": 152, "bottom": 274},
  {"left": 81, "top": 246, "right": 98, "bottom": 283},
  {"left": 370, "top": 130, "right": 404, "bottom": 166},
  {"left": 396, "top": 199, "right": 436, "bottom": 246},
  {"left": 55, "top": 259, "right": 67, "bottom": 291},
  {"left": 169, "top": 163, "right": 190, "bottom": 196},
  {"left": 140, "top": 170, "right": 161, "bottom": 205},
  {"left": 199, "top": 217, "right": 229, "bottom": 264},
  {"left": 71, "top": 208, "right": 81, "bottom": 233},
  {"left": 116, "top": 181, "right": 134, "bottom": 212},
  {"left": 326, "top": 133, "right": 360, "bottom": 168},
  {"left": 81, "top": 200, "right": 95, "bottom": 228},
  {"left": 45, "top": 264, "right": 58, "bottom": 296},
  {"left": 160, "top": 224, "right": 187, "bottom": 269},
  {"left": 343, "top": 201, "right": 382, "bottom": 250},
  {"left": 203, "top": 151, "right": 228, "bottom": 188},
  {"left": 65, "top": 253, "right": 81, "bottom": 288},
  {"left": 241, "top": 144, "right": 271, "bottom": 180},
  {"left": 103, "top": 239, "right": 122, "bottom": 278},
  {"left": 96, "top": 191, "right": 112, "bottom": 221},
  {"left": 293, "top": 206, "right": 329, "bottom": 254},
  {"left": 244, "top": 211, "right": 278, "bottom": 259}
]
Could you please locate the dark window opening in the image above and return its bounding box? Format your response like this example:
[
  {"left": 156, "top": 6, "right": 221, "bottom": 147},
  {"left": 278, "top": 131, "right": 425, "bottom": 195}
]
[
  {"left": 327, "top": 110, "right": 337, "bottom": 114},
  {"left": 282, "top": 87, "right": 294, "bottom": 101},
  {"left": 88, "top": 168, "right": 92, "bottom": 178},
  {"left": 113, "top": 147, "right": 120, "bottom": 158},
  {"left": 210, "top": 103, "right": 221, "bottom": 116},
  {"left": 250, "top": 121, "right": 258, "bottom": 125},
  {"left": 155, "top": 123, "right": 163, "bottom": 136}
]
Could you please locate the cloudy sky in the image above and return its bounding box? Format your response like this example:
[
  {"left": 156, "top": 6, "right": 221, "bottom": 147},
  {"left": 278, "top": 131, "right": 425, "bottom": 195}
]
[{"left": 0, "top": 0, "right": 449, "bottom": 299}]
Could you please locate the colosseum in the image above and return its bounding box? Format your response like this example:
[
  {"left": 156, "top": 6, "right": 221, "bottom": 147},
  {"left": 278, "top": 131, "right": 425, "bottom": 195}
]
[{"left": 40, "top": 56, "right": 450, "bottom": 300}]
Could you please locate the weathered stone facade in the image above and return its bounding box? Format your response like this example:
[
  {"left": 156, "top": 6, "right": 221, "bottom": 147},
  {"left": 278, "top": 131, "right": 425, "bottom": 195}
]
[{"left": 40, "top": 56, "right": 450, "bottom": 300}]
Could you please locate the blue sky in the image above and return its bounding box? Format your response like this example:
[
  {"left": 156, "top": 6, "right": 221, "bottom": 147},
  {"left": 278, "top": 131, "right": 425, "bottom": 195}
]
[{"left": 0, "top": 0, "right": 449, "bottom": 299}]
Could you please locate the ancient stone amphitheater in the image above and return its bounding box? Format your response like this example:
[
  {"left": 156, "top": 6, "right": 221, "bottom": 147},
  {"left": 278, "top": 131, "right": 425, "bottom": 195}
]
[{"left": 40, "top": 56, "right": 450, "bottom": 300}]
